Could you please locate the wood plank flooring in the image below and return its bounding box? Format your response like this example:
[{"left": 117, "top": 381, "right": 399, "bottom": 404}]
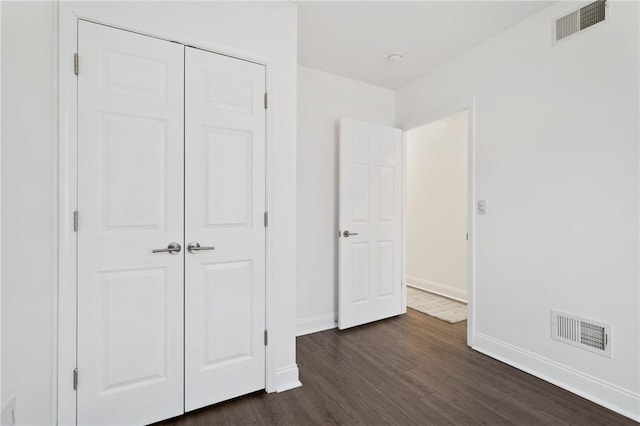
[{"left": 157, "top": 310, "right": 636, "bottom": 425}]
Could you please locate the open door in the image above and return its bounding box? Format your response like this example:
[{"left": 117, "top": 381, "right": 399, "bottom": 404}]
[{"left": 339, "top": 117, "right": 403, "bottom": 329}]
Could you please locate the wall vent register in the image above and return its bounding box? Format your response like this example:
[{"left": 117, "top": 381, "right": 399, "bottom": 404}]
[
  {"left": 553, "top": 0, "right": 608, "bottom": 44},
  {"left": 550, "top": 309, "right": 611, "bottom": 357}
]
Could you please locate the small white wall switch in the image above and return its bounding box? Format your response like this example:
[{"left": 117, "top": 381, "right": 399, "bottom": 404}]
[{"left": 477, "top": 200, "right": 487, "bottom": 214}]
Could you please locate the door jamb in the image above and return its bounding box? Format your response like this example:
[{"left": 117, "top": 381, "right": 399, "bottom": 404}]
[
  {"left": 57, "top": 5, "right": 276, "bottom": 424},
  {"left": 400, "top": 98, "right": 476, "bottom": 348}
]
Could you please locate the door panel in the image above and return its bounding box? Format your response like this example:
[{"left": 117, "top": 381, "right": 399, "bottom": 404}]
[
  {"left": 205, "top": 127, "right": 253, "bottom": 225},
  {"left": 77, "top": 21, "right": 184, "bottom": 425},
  {"left": 184, "top": 46, "right": 266, "bottom": 412},
  {"left": 339, "top": 118, "right": 403, "bottom": 329},
  {"left": 202, "top": 260, "right": 253, "bottom": 365}
]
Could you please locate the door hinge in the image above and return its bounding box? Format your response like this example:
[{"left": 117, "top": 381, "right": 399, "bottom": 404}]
[
  {"left": 73, "top": 53, "right": 79, "bottom": 75},
  {"left": 466, "top": 233, "right": 468, "bottom": 241},
  {"left": 73, "top": 211, "right": 78, "bottom": 232},
  {"left": 264, "top": 92, "right": 268, "bottom": 109},
  {"left": 73, "top": 368, "right": 78, "bottom": 390},
  {"left": 264, "top": 330, "right": 268, "bottom": 346},
  {"left": 264, "top": 211, "right": 268, "bottom": 227}
]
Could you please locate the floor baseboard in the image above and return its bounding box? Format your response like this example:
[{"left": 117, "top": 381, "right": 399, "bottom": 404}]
[
  {"left": 296, "top": 312, "right": 337, "bottom": 336},
  {"left": 407, "top": 277, "right": 467, "bottom": 303},
  {"left": 472, "top": 332, "right": 640, "bottom": 422},
  {"left": 275, "top": 364, "right": 302, "bottom": 393}
]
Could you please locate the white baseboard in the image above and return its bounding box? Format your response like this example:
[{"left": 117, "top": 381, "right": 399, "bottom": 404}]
[
  {"left": 275, "top": 364, "right": 302, "bottom": 392},
  {"left": 473, "top": 332, "right": 640, "bottom": 422},
  {"left": 296, "top": 312, "right": 337, "bottom": 336},
  {"left": 407, "top": 276, "right": 467, "bottom": 303}
]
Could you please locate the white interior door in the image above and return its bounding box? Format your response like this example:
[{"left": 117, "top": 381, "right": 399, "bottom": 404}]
[
  {"left": 339, "top": 117, "right": 403, "bottom": 329},
  {"left": 77, "top": 21, "right": 185, "bottom": 425},
  {"left": 184, "top": 46, "right": 267, "bottom": 411}
]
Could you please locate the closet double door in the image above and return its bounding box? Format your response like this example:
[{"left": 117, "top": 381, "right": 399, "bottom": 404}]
[{"left": 76, "top": 21, "right": 266, "bottom": 425}]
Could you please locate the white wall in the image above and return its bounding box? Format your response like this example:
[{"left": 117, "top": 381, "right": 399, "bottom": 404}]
[
  {"left": 296, "top": 65, "right": 395, "bottom": 335},
  {"left": 1, "top": 2, "right": 57, "bottom": 424},
  {"left": 2, "top": 2, "right": 298, "bottom": 424},
  {"left": 397, "top": 2, "right": 639, "bottom": 419},
  {"left": 0, "top": 0, "right": 3, "bottom": 421},
  {"left": 0, "top": 0, "right": 3, "bottom": 422},
  {"left": 406, "top": 110, "right": 467, "bottom": 301}
]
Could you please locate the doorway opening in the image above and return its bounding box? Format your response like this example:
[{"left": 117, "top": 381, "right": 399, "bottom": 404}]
[{"left": 404, "top": 109, "right": 470, "bottom": 326}]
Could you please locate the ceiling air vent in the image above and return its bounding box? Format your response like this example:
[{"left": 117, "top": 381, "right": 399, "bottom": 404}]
[
  {"left": 551, "top": 310, "right": 611, "bottom": 357},
  {"left": 553, "top": 0, "right": 608, "bottom": 44}
]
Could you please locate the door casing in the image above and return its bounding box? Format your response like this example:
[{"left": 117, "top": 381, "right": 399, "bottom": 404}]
[{"left": 57, "top": 6, "right": 276, "bottom": 424}]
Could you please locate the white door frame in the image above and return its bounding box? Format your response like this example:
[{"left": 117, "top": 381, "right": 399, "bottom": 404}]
[
  {"left": 400, "top": 98, "right": 476, "bottom": 347},
  {"left": 57, "top": 6, "right": 275, "bottom": 424}
]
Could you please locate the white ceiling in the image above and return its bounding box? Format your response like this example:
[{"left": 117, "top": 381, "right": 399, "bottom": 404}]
[{"left": 297, "top": 1, "right": 552, "bottom": 89}]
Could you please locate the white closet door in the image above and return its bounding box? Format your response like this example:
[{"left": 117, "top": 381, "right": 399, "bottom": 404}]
[
  {"left": 338, "top": 117, "right": 403, "bottom": 329},
  {"left": 184, "top": 47, "right": 266, "bottom": 411},
  {"left": 77, "top": 21, "right": 185, "bottom": 425}
]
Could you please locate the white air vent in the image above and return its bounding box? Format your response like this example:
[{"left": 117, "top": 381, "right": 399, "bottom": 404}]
[
  {"left": 551, "top": 310, "right": 611, "bottom": 357},
  {"left": 553, "top": 0, "right": 608, "bottom": 44}
]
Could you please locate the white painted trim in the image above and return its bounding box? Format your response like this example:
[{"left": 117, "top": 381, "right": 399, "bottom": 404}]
[
  {"left": 274, "top": 365, "right": 302, "bottom": 393},
  {"left": 57, "top": 6, "right": 283, "bottom": 423},
  {"left": 57, "top": 5, "right": 79, "bottom": 424},
  {"left": 473, "top": 332, "right": 640, "bottom": 422},
  {"left": 400, "top": 98, "right": 476, "bottom": 347},
  {"left": 262, "top": 31, "right": 277, "bottom": 397},
  {"left": 51, "top": 2, "right": 60, "bottom": 424},
  {"left": 0, "top": 0, "right": 3, "bottom": 416},
  {"left": 296, "top": 313, "right": 337, "bottom": 336},
  {"left": 400, "top": 131, "right": 408, "bottom": 314},
  {"left": 406, "top": 279, "right": 467, "bottom": 303}
]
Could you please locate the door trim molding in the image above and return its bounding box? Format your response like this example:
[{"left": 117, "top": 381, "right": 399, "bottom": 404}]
[
  {"left": 400, "top": 98, "right": 477, "bottom": 348},
  {"left": 57, "top": 6, "right": 276, "bottom": 424}
]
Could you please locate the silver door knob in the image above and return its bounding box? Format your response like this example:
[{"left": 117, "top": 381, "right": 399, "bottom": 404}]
[
  {"left": 152, "top": 242, "right": 181, "bottom": 254},
  {"left": 343, "top": 230, "right": 359, "bottom": 238},
  {"left": 187, "top": 242, "right": 216, "bottom": 254}
]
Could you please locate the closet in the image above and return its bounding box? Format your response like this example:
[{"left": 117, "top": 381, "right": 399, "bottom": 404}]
[{"left": 76, "top": 20, "right": 266, "bottom": 425}]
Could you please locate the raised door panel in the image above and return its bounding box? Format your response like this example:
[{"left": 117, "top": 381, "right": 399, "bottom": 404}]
[
  {"left": 101, "top": 52, "right": 168, "bottom": 98},
  {"left": 377, "top": 241, "right": 396, "bottom": 299},
  {"left": 100, "top": 113, "right": 167, "bottom": 229},
  {"left": 204, "top": 127, "right": 253, "bottom": 227},
  {"left": 202, "top": 261, "right": 253, "bottom": 367},
  {"left": 184, "top": 46, "right": 266, "bottom": 412},
  {"left": 351, "top": 164, "right": 370, "bottom": 223},
  {"left": 77, "top": 21, "right": 184, "bottom": 426},
  {"left": 350, "top": 243, "right": 370, "bottom": 304},
  {"left": 100, "top": 267, "right": 168, "bottom": 392},
  {"left": 203, "top": 71, "right": 254, "bottom": 113}
]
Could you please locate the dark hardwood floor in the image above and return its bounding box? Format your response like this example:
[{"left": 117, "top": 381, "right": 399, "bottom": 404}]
[{"left": 158, "top": 310, "right": 636, "bottom": 425}]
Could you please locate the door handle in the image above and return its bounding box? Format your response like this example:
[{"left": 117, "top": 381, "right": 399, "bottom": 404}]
[
  {"left": 342, "top": 230, "right": 359, "bottom": 238},
  {"left": 152, "top": 242, "right": 182, "bottom": 254},
  {"left": 187, "top": 242, "right": 216, "bottom": 254}
]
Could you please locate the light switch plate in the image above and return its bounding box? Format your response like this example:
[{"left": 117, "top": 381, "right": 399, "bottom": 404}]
[{"left": 477, "top": 200, "right": 487, "bottom": 214}]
